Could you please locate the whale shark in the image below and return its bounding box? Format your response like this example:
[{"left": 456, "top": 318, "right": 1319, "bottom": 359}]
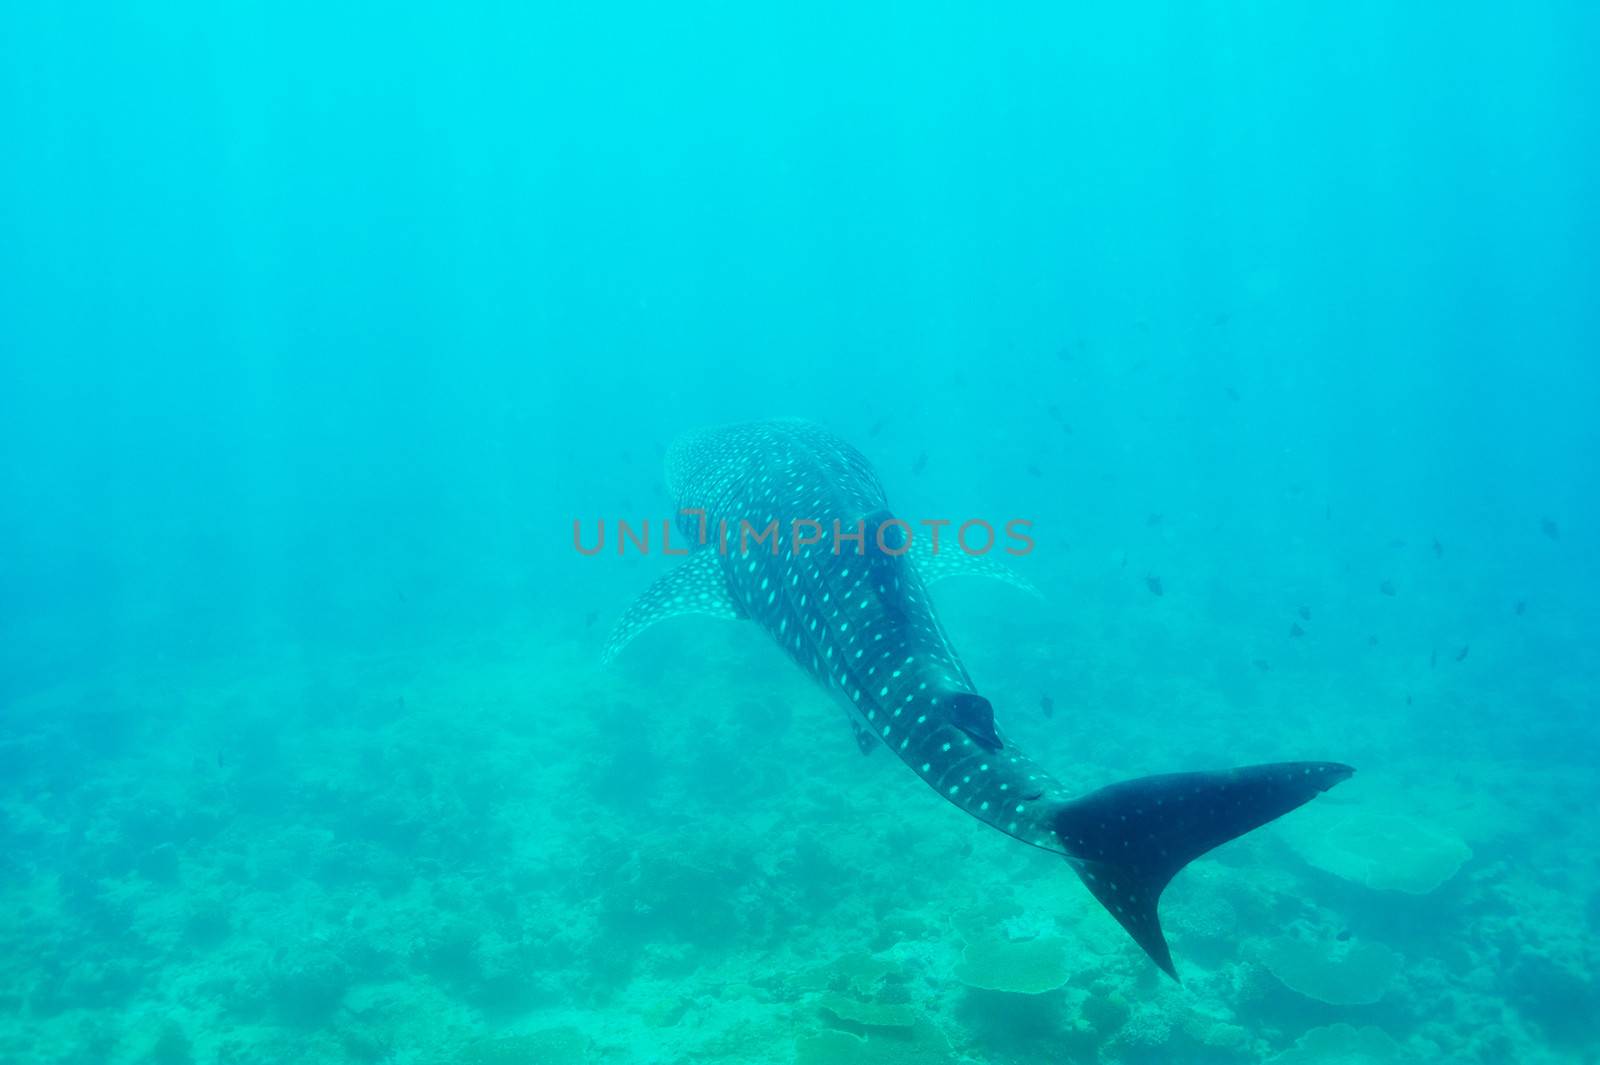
[{"left": 605, "top": 418, "right": 1352, "bottom": 979}]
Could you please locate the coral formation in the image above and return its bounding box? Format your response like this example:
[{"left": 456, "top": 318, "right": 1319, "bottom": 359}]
[
  {"left": 1267, "top": 1023, "right": 1408, "bottom": 1064},
  {"left": 951, "top": 911, "right": 1077, "bottom": 995},
  {"left": 1285, "top": 807, "right": 1472, "bottom": 894},
  {"left": 1259, "top": 937, "right": 1404, "bottom": 1006}
]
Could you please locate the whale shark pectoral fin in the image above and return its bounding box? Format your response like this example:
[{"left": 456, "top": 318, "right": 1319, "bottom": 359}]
[
  {"left": 601, "top": 550, "right": 745, "bottom": 665},
  {"left": 915, "top": 551, "right": 1042, "bottom": 598},
  {"left": 1056, "top": 761, "right": 1354, "bottom": 981}
]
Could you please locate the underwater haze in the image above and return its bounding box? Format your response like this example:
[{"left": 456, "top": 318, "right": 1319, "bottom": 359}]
[{"left": 2, "top": 3, "right": 1598, "bottom": 1063}]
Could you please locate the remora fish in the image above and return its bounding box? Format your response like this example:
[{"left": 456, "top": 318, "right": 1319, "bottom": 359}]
[{"left": 604, "top": 419, "right": 1351, "bottom": 980}]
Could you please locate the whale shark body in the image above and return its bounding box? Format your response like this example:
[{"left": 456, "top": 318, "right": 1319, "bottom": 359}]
[{"left": 605, "top": 419, "right": 1352, "bottom": 979}]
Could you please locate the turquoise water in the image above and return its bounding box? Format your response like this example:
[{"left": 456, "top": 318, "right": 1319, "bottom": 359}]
[{"left": 2, "top": 4, "right": 1598, "bottom": 1063}]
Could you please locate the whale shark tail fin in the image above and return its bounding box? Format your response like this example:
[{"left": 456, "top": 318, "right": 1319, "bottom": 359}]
[{"left": 1055, "top": 761, "right": 1353, "bottom": 980}]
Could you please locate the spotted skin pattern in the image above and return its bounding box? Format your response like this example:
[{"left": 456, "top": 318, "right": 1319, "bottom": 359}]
[
  {"left": 669, "top": 422, "right": 1071, "bottom": 844},
  {"left": 614, "top": 419, "right": 1353, "bottom": 979}
]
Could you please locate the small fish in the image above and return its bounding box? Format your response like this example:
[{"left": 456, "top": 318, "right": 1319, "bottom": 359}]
[
  {"left": 1432, "top": 537, "right": 1443, "bottom": 558},
  {"left": 1225, "top": 386, "right": 1240, "bottom": 402},
  {"left": 1214, "top": 311, "right": 1232, "bottom": 327},
  {"left": 1367, "top": 635, "right": 1379, "bottom": 647},
  {"left": 1252, "top": 659, "right": 1271, "bottom": 672},
  {"left": 1541, "top": 516, "right": 1560, "bottom": 541},
  {"left": 1379, "top": 579, "right": 1396, "bottom": 597},
  {"left": 1430, "top": 648, "right": 1438, "bottom": 669},
  {"left": 1514, "top": 600, "right": 1526, "bottom": 616},
  {"left": 867, "top": 418, "right": 888, "bottom": 438},
  {"left": 912, "top": 451, "right": 928, "bottom": 476},
  {"left": 1298, "top": 605, "right": 1311, "bottom": 621},
  {"left": 1146, "top": 513, "right": 1164, "bottom": 528},
  {"left": 1046, "top": 404, "right": 1062, "bottom": 422},
  {"left": 1146, "top": 575, "right": 1164, "bottom": 597},
  {"left": 1406, "top": 693, "right": 1413, "bottom": 706},
  {"left": 585, "top": 611, "right": 599, "bottom": 628},
  {"left": 1388, "top": 537, "right": 1408, "bottom": 549},
  {"left": 1454, "top": 645, "right": 1469, "bottom": 662},
  {"left": 1027, "top": 464, "right": 1043, "bottom": 478},
  {"left": 1289, "top": 623, "right": 1305, "bottom": 638},
  {"left": 1040, "top": 694, "right": 1054, "bottom": 719},
  {"left": 1120, "top": 551, "right": 1129, "bottom": 570},
  {"left": 1336, "top": 929, "right": 1351, "bottom": 942}
]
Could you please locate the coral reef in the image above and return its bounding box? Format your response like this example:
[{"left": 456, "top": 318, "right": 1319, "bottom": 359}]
[
  {"left": 1267, "top": 1023, "right": 1409, "bottom": 1064},
  {"left": 3, "top": 608, "right": 1595, "bottom": 1065},
  {"left": 1285, "top": 807, "right": 1472, "bottom": 894},
  {"left": 1258, "top": 935, "right": 1404, "bottom": 1006}
]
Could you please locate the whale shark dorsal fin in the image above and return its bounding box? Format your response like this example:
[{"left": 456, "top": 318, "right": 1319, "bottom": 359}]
[
  {"left": 915, "top": 551, "right": 1042, "bottom": 598},
  {"left": 848, "top": 716, "right": 878, "bottom": 756},
  {"left": 948, "top": 692, "right": 1003, "bottom": 750},
  {"left": 601, "top": 550, "right": 745, "bottom": 665}
]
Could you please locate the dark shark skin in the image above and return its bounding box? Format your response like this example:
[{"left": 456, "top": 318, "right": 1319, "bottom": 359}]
[{"left": 607, "top": 419, "right": 1352, "bottom": 979}]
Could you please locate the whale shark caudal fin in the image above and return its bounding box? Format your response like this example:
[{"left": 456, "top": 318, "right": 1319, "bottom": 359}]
[{"left": 1055, "top": 761, "right": 1354, "bottom": 980}]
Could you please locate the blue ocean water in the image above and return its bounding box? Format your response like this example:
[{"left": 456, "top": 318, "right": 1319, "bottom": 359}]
[{"left": 2, "top": 4, "right": 1597, "bottom": 1063}]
